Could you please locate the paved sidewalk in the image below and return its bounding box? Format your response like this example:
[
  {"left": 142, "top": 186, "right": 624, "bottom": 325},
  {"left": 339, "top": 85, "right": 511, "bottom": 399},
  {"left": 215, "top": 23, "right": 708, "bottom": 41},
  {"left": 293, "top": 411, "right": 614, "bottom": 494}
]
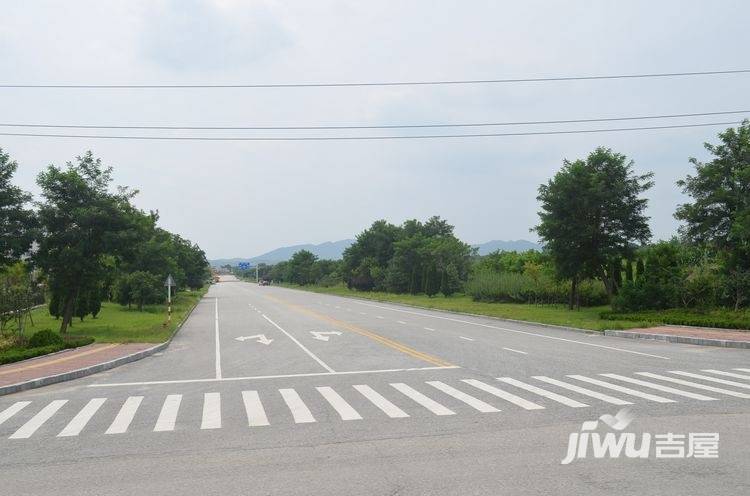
[
  {"left": 0, "top": 343, "right": 157, "bottom": 391},
  {"left": 605, "top": 325, "right": 750, "bottom": 349}
]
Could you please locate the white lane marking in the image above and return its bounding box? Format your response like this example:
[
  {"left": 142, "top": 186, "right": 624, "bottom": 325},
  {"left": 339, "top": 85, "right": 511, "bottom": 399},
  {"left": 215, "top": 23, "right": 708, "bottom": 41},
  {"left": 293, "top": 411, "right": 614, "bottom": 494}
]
[
  {"left": 424, "top": 327, "right": 435, "bottom": 331},
  {"left": 335, "top": 306, "right": 341, "bottom": 309},
  {"left": 376, "top": 316, "right": 384, "bottom": 319},
  {"left": 396, "top": 320, "right": 407, "bottom": 325},
  {"left": 201, "top": 392, "right": 221, "bottom": 430},
  {"left": 57, "top": 398, "right": 107, "bottom": 437},
  {"left": 154, "top": 394, "right": 182, "bottom": 432},
  {"left": 310, "top": 330, "right": 342, "bottom": 342},
  {"left": 636, "top": 372, "right": 750, "bottom": 399},
  {"left": 349, "top": 300, "right": 670, "bottom": 360},
  {"left": 735, "top": 368, "right": 750, "bottom": 373},
  {"left": 317, "top": 387, "right": 362, "bottom": 420},
  {"left": 263, "top": 314, "right": 335, "bottom": 373},
  {"left": 0, "top": 401, "right": 31, "bottom": 426},
  {"left": 426, "top": 381, "right": 500, "bottom": 412},
  {"left": 703, "top": 369, "right": 750, "bottom": 381},
  {"left": 353, "top": 385, "right": 409, "bottom": 418},
  {"left": 215, "top": 298, "right": 222, "bottom": 380},
  {"left": 10, "top": 400, "right": 67, "bottom": 439},
  {"left": 668, "top": 371, "right": 750, "bottom": 390},
  {"left": 242, "top": 391, "right": 269, "bottom": 426},
  {"left": 599, "top": 374, "right": 717, "bottom": 401},
  {"left": 106, "top": 396, "right": 143, "bottom": 434},
  {"left": 567, "top": 375, "right": 674, "bottom": 403},
  {"left": 391, "top": 383, "right": 455, "bottom": 415},
  {"left": 464, "top": 379, "right": 545, "bottom": 410},
  {"left": 502, "top": 347, "right": 528, "bottom": 355},
  {"left": 533, "top": 376, "right": 632, "bottom": 405},
  {"left": 359, "top": 312, "right": 367, "bottom": 316},
  {"left": 495, "top": 377, "right": 585, "bottom": 408},
  {"left": 89, "top": 365, "right": 461, "bottom": 387},
  {"left": 458, "top": 336, "right": 475, "bottom": 341},
  {"left": 280, "top": 389, "right": 316, "bottom": 423}
]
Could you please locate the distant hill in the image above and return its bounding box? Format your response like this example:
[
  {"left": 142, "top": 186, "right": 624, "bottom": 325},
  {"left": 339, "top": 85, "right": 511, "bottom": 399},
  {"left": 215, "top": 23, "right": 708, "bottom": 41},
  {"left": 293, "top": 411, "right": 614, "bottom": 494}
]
[
  {"left": 210, "top": 239, "right": 354, "bottom": 267},
  {"left": 472, "top": 240, "right": 542, "bottom": 255},
  {"left": 211, "top": 238, "right": 541, "bottom": 267}
]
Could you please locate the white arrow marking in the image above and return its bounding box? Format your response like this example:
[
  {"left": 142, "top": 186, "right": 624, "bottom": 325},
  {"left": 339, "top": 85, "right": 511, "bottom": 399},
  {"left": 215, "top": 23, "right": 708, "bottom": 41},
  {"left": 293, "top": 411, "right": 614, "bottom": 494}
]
[
  {"left": 235, "top": 334, "right": 274, "bottom": 345},
  {"left": 310, "top": 331, "right": 343, "bottom": 342}
]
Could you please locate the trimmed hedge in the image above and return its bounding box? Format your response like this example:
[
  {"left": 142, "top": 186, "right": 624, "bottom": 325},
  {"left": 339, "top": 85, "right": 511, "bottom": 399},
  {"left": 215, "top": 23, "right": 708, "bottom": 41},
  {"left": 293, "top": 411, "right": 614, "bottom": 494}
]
[
  {"left": 466, "top": 271, "right": 609, "bottom": 307},
  {"left": 28, "top": 329, "right": 64, "bottom": 348},
  {"left": 0, "top": 334, "right": 95, "bottom": 366},
  {"left": 600, "top": 309, "right": 750, "bottom": 330}
]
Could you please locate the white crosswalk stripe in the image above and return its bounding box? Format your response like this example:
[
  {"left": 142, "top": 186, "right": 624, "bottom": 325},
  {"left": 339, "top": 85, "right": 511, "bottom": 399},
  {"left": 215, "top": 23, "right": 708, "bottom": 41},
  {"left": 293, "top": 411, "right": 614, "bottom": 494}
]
[
  {"left": 566, "top": 375, "right": 675, "bottom": 403},
  {"left": 391, "top": 383, "right": 455, "bottom": 415},
  {"left": 702, "top": 369, "right": 750, "bottom": 381},
  {"left": 353, "top": 385, "right": 409, "bottom": 418},
  {"left": 106, "top": 396, "right": 143, "bottom": 434},
  {"left": 532, "top": 376, "right": 632, "bottom": 405},
  {"left": 3, "top": 367, "right": 749, "bottom": 440},
  {"left": 599, "top": 374, "right": 717, "bottom": 401},
  {"left": 668, "top": 371, "right": 750, "bottom": 390},
  {"left": 58, "top": 398, "right": 107, "bottom": 437},
  {"left": 466, "top": 379, "right": 546, "bottom": 410},
  {"left": 0, "top": 401, "right": 30, "bottom": 427},
  {"left": 426, "top": 381, "right": 500, "bottom": 412},
  {"left": 317, "top": 387, "right": 362, "bottom": 420},
  {"left": 735, "top": 368, "right": 750, "bottom": 373},
  {"left": 636, "top": 372, "right": 750, "bottom": 399},
  {"left": 201, "top": 393, "right": 221, "bottom": 430},
  {"left": 280, "top": 388, "right": 316, "bottom": 423},
  {"left": 10, "top": 400, "right": 67, "bottom": 439},
  {"left": 242, "top": 391, "right": 269, "bottom": 426},
  {"left": 154, "top": 394, "right": 183, "bottom": 432},
  {"left": 494, "top": 378, "right": 583, "bottom": 408}
]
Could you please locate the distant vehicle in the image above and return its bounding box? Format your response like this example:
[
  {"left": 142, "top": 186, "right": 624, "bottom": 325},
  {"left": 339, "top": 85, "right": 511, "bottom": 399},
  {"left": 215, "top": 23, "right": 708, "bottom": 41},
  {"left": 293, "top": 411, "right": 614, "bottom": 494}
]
[{"left": 258, "top": 279, "right": 270, "bottom": 286}]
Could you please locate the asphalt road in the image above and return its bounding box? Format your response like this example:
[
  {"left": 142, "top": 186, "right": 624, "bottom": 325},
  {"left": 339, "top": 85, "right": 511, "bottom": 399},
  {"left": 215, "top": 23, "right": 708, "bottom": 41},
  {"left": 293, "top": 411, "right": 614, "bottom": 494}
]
[{"left": 1, "top": 277, "right": 749, "bottom": 495}]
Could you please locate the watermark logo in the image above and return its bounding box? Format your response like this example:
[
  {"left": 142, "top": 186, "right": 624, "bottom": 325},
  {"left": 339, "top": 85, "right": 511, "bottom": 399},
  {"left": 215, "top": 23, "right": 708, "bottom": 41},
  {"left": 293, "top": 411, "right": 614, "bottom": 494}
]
[{"left": 561, "top": 409, "right": 718, "bottom": 465}]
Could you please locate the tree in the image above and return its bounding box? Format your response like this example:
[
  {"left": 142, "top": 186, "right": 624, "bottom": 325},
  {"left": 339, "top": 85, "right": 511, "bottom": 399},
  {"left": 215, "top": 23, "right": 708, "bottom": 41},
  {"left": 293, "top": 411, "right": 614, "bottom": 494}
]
[
  {"left": 675, "top": 121, "right": 750, "bottom": 309},
  {"left": 534, "top": 148, "right": 653, "bottom": 308},
  {"left": 342, "top": 220, "right": 402, "bottom": 290},
  {"left": 287, "top": 250, "right": 318, "bottom": 285},
  {"left": 35, "top": 152, "right": 138, "bottom": 333},
  {"left": 0, "top": 148, "right": 36, "bottom": 268}
]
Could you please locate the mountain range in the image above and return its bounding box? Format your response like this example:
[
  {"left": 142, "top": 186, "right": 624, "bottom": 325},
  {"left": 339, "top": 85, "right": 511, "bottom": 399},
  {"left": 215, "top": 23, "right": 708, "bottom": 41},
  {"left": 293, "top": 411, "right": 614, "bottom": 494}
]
[{"left": 210, "top": 239, "right": 541, "bottom": 267}]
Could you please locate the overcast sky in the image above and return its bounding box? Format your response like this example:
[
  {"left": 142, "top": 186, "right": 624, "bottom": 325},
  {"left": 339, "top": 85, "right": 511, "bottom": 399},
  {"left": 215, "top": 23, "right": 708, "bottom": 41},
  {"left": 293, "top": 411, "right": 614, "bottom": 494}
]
[{"left": 1, "top": 0, "right": 748, "bottom": 259}]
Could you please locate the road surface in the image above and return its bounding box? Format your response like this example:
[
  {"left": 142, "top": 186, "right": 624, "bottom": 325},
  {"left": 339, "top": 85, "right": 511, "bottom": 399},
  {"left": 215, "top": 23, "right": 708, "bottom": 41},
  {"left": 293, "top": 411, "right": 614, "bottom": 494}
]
[{"left": 1, "top": 278, "right": 748, "bottom": 495}]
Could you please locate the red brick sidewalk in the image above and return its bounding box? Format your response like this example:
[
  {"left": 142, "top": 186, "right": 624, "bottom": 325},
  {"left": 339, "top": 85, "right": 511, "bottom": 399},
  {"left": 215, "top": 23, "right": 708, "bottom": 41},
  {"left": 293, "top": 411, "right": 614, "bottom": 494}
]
[
  {"left": 605, "top": 325, "right": 750, "bottom": 348},
  {"left": 0, "top": 343, "right": 156, "bottom": 388}
]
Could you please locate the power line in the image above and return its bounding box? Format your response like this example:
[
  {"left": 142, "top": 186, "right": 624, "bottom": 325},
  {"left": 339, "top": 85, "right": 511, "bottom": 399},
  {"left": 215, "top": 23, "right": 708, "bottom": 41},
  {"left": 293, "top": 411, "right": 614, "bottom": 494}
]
[
  {"left": 0, "top": 121, "right": 742, "bottom": 141},
  {"left": 1, "top": 69, "right": 748, "bottom": 89},
  {"left": 0, "top": 110, "right": 746, "bottom": 131}
]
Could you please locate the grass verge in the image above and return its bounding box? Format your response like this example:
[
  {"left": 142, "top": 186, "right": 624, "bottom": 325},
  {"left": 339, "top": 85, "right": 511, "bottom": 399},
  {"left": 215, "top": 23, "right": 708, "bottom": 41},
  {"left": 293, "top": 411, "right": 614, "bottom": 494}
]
[
  {"left": 5, "top": 288, "right": 207, "bottom": 345},
  {"left": 601, "top": 308, "right": 750, "bottom": 330},
  {"left": 279, "top": 284, "right": 649, "bottom": 331}
]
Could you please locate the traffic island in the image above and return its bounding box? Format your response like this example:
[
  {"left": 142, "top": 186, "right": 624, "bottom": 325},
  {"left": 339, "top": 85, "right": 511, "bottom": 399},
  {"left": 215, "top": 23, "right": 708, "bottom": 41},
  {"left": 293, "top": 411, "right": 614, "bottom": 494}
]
[{"left": 604, "top": 326, "right": 750, "bottom": 349}]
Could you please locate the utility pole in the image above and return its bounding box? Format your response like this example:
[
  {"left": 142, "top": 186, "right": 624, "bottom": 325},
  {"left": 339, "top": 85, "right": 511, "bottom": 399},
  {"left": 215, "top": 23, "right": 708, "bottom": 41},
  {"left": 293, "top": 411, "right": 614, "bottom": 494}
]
[{"left": 164, "top": 274, "right": 175, "bottom": 324}]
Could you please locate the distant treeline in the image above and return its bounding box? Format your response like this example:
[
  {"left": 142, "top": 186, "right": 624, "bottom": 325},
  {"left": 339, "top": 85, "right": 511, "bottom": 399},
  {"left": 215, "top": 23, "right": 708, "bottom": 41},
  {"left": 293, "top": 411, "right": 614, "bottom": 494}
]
[{"left": 237, "top": 121, "right": 750, "bottom": 313}]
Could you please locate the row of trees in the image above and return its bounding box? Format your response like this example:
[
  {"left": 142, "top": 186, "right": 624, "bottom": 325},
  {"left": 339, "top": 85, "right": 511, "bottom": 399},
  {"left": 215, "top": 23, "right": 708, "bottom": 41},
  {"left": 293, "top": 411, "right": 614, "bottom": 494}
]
[
  {"left": 535, "top": 121, "right": 750, "bottom": 310},
  {"left": 0, "top": 148, "right": 210, "bottom": 333}
]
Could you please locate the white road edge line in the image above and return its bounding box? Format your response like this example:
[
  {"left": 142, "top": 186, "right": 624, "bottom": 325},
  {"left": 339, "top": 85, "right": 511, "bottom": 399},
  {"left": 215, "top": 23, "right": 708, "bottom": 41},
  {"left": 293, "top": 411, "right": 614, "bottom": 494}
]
[
  {"left": 214, "top": 298, "right": 222, "bottom": 380},
  {"left": 424, "top": 327, "right": 435, "bottom": 331},
  {"left": 262, "top": 314, "right": 335, "bottom": 373},
  {"left": 502, "top": 347, "right": 528, "bottom": 355},
  {"left": 88, "top": 365, "right": 460, "bottom": 387},
  {"left": 348, "top": 300, "right": 670, "bottom": 360},
  {"left": 459, "top": 336, "right": 475, "bottom": 341}
]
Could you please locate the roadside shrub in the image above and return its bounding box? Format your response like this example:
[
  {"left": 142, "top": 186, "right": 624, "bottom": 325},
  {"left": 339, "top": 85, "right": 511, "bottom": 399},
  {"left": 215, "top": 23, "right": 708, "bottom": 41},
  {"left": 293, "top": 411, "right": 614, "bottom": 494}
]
[
  {"left": 28, "top": 329, "right": 64, "bottom": 348},
  {"left": 63, "top": 335, "right": 95, "bottom": 348},
  {"left": 0, "top": 345, "right": 62, "bottom": 365},
  {"left": 601, "top": 308, "right": 750, "bottom": 330},
  {"left": 466, "top": 270, "right": 608, "bottom": 306}
]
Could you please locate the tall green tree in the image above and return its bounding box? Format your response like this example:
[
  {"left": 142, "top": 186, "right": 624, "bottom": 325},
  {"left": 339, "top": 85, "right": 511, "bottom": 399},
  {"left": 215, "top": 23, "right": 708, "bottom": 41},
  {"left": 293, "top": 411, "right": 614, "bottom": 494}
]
[
  {"left": 287, "top": 250, "right": 318, "bottom": 285},
  {"left": 35, "top": 152, "right": 137, "bottom": 333},
  {"left": 534, "top": 148, "right": 653, "bottom": 308},
  {"left": 0, "top": 148, "right": 36, "bottom": 268},
  {"left": 675, "top": 121, "right": 750, "bottom": 309}
]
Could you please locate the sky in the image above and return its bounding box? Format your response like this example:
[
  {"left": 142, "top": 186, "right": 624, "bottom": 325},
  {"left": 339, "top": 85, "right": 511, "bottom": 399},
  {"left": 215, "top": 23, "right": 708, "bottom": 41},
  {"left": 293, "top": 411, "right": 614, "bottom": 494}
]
[{"left": 1, "top": 0, "right": 748, "bottom": 259}]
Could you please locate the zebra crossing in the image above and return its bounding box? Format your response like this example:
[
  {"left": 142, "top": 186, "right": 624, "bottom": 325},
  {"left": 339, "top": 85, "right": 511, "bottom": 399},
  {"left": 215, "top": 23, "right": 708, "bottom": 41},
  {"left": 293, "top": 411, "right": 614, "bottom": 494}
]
[{"left": 1, "top": 367, "right": 749, "bottom": 440}]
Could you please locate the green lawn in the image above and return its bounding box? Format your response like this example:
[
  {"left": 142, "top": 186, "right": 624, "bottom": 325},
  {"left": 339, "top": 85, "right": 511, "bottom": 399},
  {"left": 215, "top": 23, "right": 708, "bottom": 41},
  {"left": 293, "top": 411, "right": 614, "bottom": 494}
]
[
  {"left": 17, "top": 288, "right": 207, "bottom": 343},
  {"left": 280, "top": 284, "right": 649, "bottom": 331}
]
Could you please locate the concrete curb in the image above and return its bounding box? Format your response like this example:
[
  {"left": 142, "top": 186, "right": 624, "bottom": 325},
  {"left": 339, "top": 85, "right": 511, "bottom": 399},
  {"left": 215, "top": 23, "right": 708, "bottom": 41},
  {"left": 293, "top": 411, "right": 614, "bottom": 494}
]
[
  {"left": 603, "top": 329, "right": 750, "bottom": 349},
  {"left": 0, "top": 294, "right": 205, "bottom": 396},
  {"left": 277, "top": 284, "right": 600, "bottom": 335}
]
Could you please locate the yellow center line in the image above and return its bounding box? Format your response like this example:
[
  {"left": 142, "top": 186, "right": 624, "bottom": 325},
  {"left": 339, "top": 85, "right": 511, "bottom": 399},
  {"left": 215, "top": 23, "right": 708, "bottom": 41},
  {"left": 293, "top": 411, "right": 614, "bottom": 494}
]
[
  {"left": 261, "top": 294, "right": 454, "bottom": 367},
  {"left": 0, "top": 343, "right": 121, "bottom": 376}
]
